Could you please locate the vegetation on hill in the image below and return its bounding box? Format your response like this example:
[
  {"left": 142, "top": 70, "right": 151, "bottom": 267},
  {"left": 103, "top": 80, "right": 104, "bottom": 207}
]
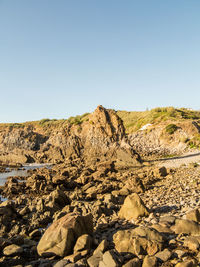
[
  {"left": 1, "top": 107, "right": 200, "bottom": 134},
  {"left": 0, "top": 113, "right": 90, "bottom": 131},
  {"left": 117, "top": 107, "right": 200, "bottom": 133},
  {"left": 165, "top": 124, "right": 178, "bottom": 135}
]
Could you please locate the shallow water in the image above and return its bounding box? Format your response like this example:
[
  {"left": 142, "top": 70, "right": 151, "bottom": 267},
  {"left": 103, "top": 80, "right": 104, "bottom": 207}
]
[{"left": 0, "top": 163, "right": 51, "bottom": 186}]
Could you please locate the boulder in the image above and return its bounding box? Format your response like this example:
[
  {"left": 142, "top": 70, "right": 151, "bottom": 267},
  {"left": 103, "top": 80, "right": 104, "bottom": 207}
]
[
  {"left": 142, "top": 255, "right": 157, "bottom": 267},
  {"left": 93, "top": 239, "right": 108, "bottom": 255},
  {"left": 131, "top": 226, "right": 164, "bottom": 243},
  {"left": 37, "top": 213, "right": 93, "bottom": 257},
  {"left": 153, "top": 167, "right": 167, "bottom": 177},
  {"left": 175, "top": 260, "right": 196, "bottom": 267},
  {"left": 0, "top": 200, "right": 17, "bottom": 217},
  {"left": 113, "top": 227, "right": 164, "bottom": 256},
  {"left": 183, "top": 236, "right": 200, "bottom": 250},
  {"left": 99, "top": 250, "right": 119, "bottom": 267},
  {"left": 3, "top": 244, "right": 23, "bottom": 256},
  {"left": 132, "top": 177, "right": 145, "bottom": 193},
  {"left": 155, "top": 248, "right": 172, "bottom": 262},
  {"left": 172, "top": 219, "right": 200, "bottom": 236},
  {"left": 123, "top": 258, "right": 141, "bottom": 267},
  {"left": 186, "top": 209, "right": 200, "bottom": 223},
  {"left": 49, "top": 189, "right": 70, "bottom": 207},
  {"left": 87, "top": 251, "right": 103, "bottom": 267},
  {"left": 119, "top": 193, "right": 149, "bottom": 221},
  {"left": 74, "top": 234, "right": 92, "bottom": 252}
]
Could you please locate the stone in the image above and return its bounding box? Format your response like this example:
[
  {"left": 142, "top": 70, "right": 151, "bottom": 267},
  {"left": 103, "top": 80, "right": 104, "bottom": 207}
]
[
  {"left": 151, "top": 224, "right": 174, "bottom": 234},
  {"left": 159, "top": 215, "right": 176, "bottom": 224},
  {"left": 154, "top": 167, "right": 167, "bottom": 177},
  {"left": 172, "top": 219, "right": 200, "bottom": 235},
  {"left": 3, "top": 244, "right": 23, "bottom": 256},
  {"left": 118, "top": 193, "right": 149, "bottom": 221},
  {"left": 155, "top": 248, "right": 172, "bottom": 262},
  {"left": 53, "top": 259, "right": 69, "bottom": 267},
  {"left": 101, "top": 250, "right": 118, "bottom": 267},
  {"left": 113, "top": 229, "right": 136, "bottom": 254},
  {"left": 183, "top": 237, "right": 200, "bottom": 250},
  {"left": 127, "top": 177, "right": 145, "bottom": 193},
  {"left": 0, "top": 237, "right": 11, "bottom": 249},
  {"left": 0, "top": 200, "right": 16, "bottom": 217},
  {"left": 76, "top": 258, "right": 87, "bottom": 266},
  {"left": 113, "top": 227, "right": 163, "bottom": 255},
  {"left": 37, "top": 213, "right": 93, "bottom": 257},
  {"left": 142, "top": 255, "right": 157, "bottom": 267},
  {"left": 64, "top": 264, "right": 78, "bottom": 267},
  {"left": 93, "top": 239, "right": 108, "bottom": 255},
  {"left": 74, "top": 234, "right": 92, "bottom": 252},
  {"left": 131, "top": 226, "right": 164, "bottom": 243},
  {"left": 174, "top": 249, "right": 187, "bottom": 259},
  {"left": 64, "top": 251, "right": 82, "bottom": 262},
  {"left": 47, "top": 189, "right": 70, "bottom": 208},
  {"left": 123, "top": 258, "right": 141, "bottom": 267},
  {"left": 186, "top": 209, "right": 200, "bottom": 223},
  {"left": 175, "top": 260, "right": 196, "bottom": 267},
  {"left": 19, "top": 206, "right": 30, "bottom": 216},
  {"left": 29, "top": 229, "right": 42, "bottom": 239},
  {"left": 87, "top": 251, "right": 103, "bottom": 267}
]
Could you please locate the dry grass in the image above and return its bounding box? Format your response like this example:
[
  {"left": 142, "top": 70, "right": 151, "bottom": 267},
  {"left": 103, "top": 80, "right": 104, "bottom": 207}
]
[
  {"left": 117, "top": 107, "right": 200, "bottom": 133},
  {"left": 0, "top": 107, "right": 200, "bottom": 135}
]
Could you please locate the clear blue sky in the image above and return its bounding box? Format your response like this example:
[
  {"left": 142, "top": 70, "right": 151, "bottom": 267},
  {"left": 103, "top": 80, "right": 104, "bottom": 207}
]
[{"left": 0, "top": 0, "right": 200, "bottom": 122}]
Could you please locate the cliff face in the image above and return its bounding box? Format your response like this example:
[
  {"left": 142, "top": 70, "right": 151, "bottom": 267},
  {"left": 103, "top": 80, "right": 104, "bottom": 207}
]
[
  {"left": 0, "top": 106, "right": 141, "bottom": 166},
  {"left": 128, "top": 120, "right": 200, "bottom": 156},
  {"left": 78, "top": 105, "right": 137, "bottom": 163}
]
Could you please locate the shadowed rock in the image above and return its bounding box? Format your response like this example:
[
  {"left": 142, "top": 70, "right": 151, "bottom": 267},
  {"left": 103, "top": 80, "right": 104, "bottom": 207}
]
[
  {"left": 37, "top": 213, "right": 93, "bottom": 257},
  {"left": 119, "top": 193, "right": 149, "bottom": 221}
]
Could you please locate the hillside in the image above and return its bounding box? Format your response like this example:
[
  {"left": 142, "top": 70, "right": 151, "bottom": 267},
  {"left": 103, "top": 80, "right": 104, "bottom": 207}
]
[
  {"left": 0, "top": 106, "right": 200, "bottom": 164},
  {"left": 1, "top": 107, "right": 200, "bottom": 266},
  {"left": 117, "top": 107, "right": 200, "bottom": 156},
  {"left": 117, "top": 107, "right": 200, "bottom": 133},
  {"left": 0, "top": 106, "right": 141, "bottom": 165}
]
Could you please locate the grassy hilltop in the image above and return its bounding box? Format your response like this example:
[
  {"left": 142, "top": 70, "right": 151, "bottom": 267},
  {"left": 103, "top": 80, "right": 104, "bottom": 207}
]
[
  {"left": 117, "top": 107, "right": 200, "bottom": 133},
  {"left": 1, "top": 107, "right": 200, "bottom": 139}
]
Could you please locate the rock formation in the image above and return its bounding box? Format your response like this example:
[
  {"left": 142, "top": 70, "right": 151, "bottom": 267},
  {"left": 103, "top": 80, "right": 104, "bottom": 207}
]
[{"left": 0, "top": 105, "right": 141, "bottom": 166}]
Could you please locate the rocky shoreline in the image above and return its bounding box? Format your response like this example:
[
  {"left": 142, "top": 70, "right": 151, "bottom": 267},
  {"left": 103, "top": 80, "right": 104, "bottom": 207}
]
[
  {"left": 0, "top": 160, "right": 200, "bottom": 266},
  {"left": 0, "top": 106, "right": 200, "bottom": 266}
]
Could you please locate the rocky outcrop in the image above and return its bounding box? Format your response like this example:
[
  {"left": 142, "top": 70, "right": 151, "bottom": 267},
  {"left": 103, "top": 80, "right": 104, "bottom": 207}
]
[
  {"left": 118, "top": 193, "right": 149, "bottom": 221},
  {"left": 0, "top": 106, "right": 141, "bottom": 165},
  {"left": 128, "top": 120, "right": 200, "bottom": 156},
  {"left": 113, "top": 226, "right": 164, "bottom": 255},
  {"left": 37, "top": 213, "right": 93, "bottom": 257},
  {"left": 1, "top": 160, "right": 200, "bottom": 265}
]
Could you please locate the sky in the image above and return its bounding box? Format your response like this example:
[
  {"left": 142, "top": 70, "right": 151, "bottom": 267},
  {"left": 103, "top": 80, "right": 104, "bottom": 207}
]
[{"left": 0, "top": 0, "right": 200, "bottom": 122}]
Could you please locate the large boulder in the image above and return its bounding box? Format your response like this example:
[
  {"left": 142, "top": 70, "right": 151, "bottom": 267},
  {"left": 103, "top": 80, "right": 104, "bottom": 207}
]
[
  {"left": 3, "top": 244, "right": 23, "bottom": 256},
  {"left": 113, "top": 227, "right": 164, "bottom": 256},
  {"left": 119, "top": 193, "right": 149, "bottom": 221},
  {"left": 74, "top": 234, "right": 92, "bottom": 252},
  {"left": 171, "top": 219, "right": 200, "bottom": 236},
  {"left": 142, "top": 255, "right": 157, "bottom": 267},
  {"left": 37, "top": 213, "right": 93, "bottom": 257},
  {"left": 45, "top": 189, "right": 70, "bottom": 209},
  {"left": 186, "top": 209, "right": 200, "bottom": 223}
]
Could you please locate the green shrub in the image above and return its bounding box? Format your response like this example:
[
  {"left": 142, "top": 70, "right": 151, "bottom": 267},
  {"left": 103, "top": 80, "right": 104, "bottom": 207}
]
[
  {"left": 39, "top": 118, "right": 51, "bottom": 125},
  {"left": 165, "top": 124, "right": 178, "bottom": 134},
  {"left": 68, "top": 112, "right": 90, "bottom": 125},
  {"left": 68, "top": 116, "right": 81, "bottom": 125}
]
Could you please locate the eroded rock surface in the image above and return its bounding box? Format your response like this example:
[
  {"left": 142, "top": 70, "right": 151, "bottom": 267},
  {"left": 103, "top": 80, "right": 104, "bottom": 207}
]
[
  {"left": 37, "top": 213, "right": 93, "bottom": 257},
  {"left": 1, "top": 106, "right": 200, "bottom": 266},
  {"left": 0, "top": 106, "right": 141, "bottom": 166}
]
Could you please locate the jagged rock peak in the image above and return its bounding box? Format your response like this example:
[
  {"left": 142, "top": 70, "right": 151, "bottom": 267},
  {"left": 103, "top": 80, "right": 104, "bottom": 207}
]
[{"left": 89, "top": 105, "right": 125, "bottom": 141}]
